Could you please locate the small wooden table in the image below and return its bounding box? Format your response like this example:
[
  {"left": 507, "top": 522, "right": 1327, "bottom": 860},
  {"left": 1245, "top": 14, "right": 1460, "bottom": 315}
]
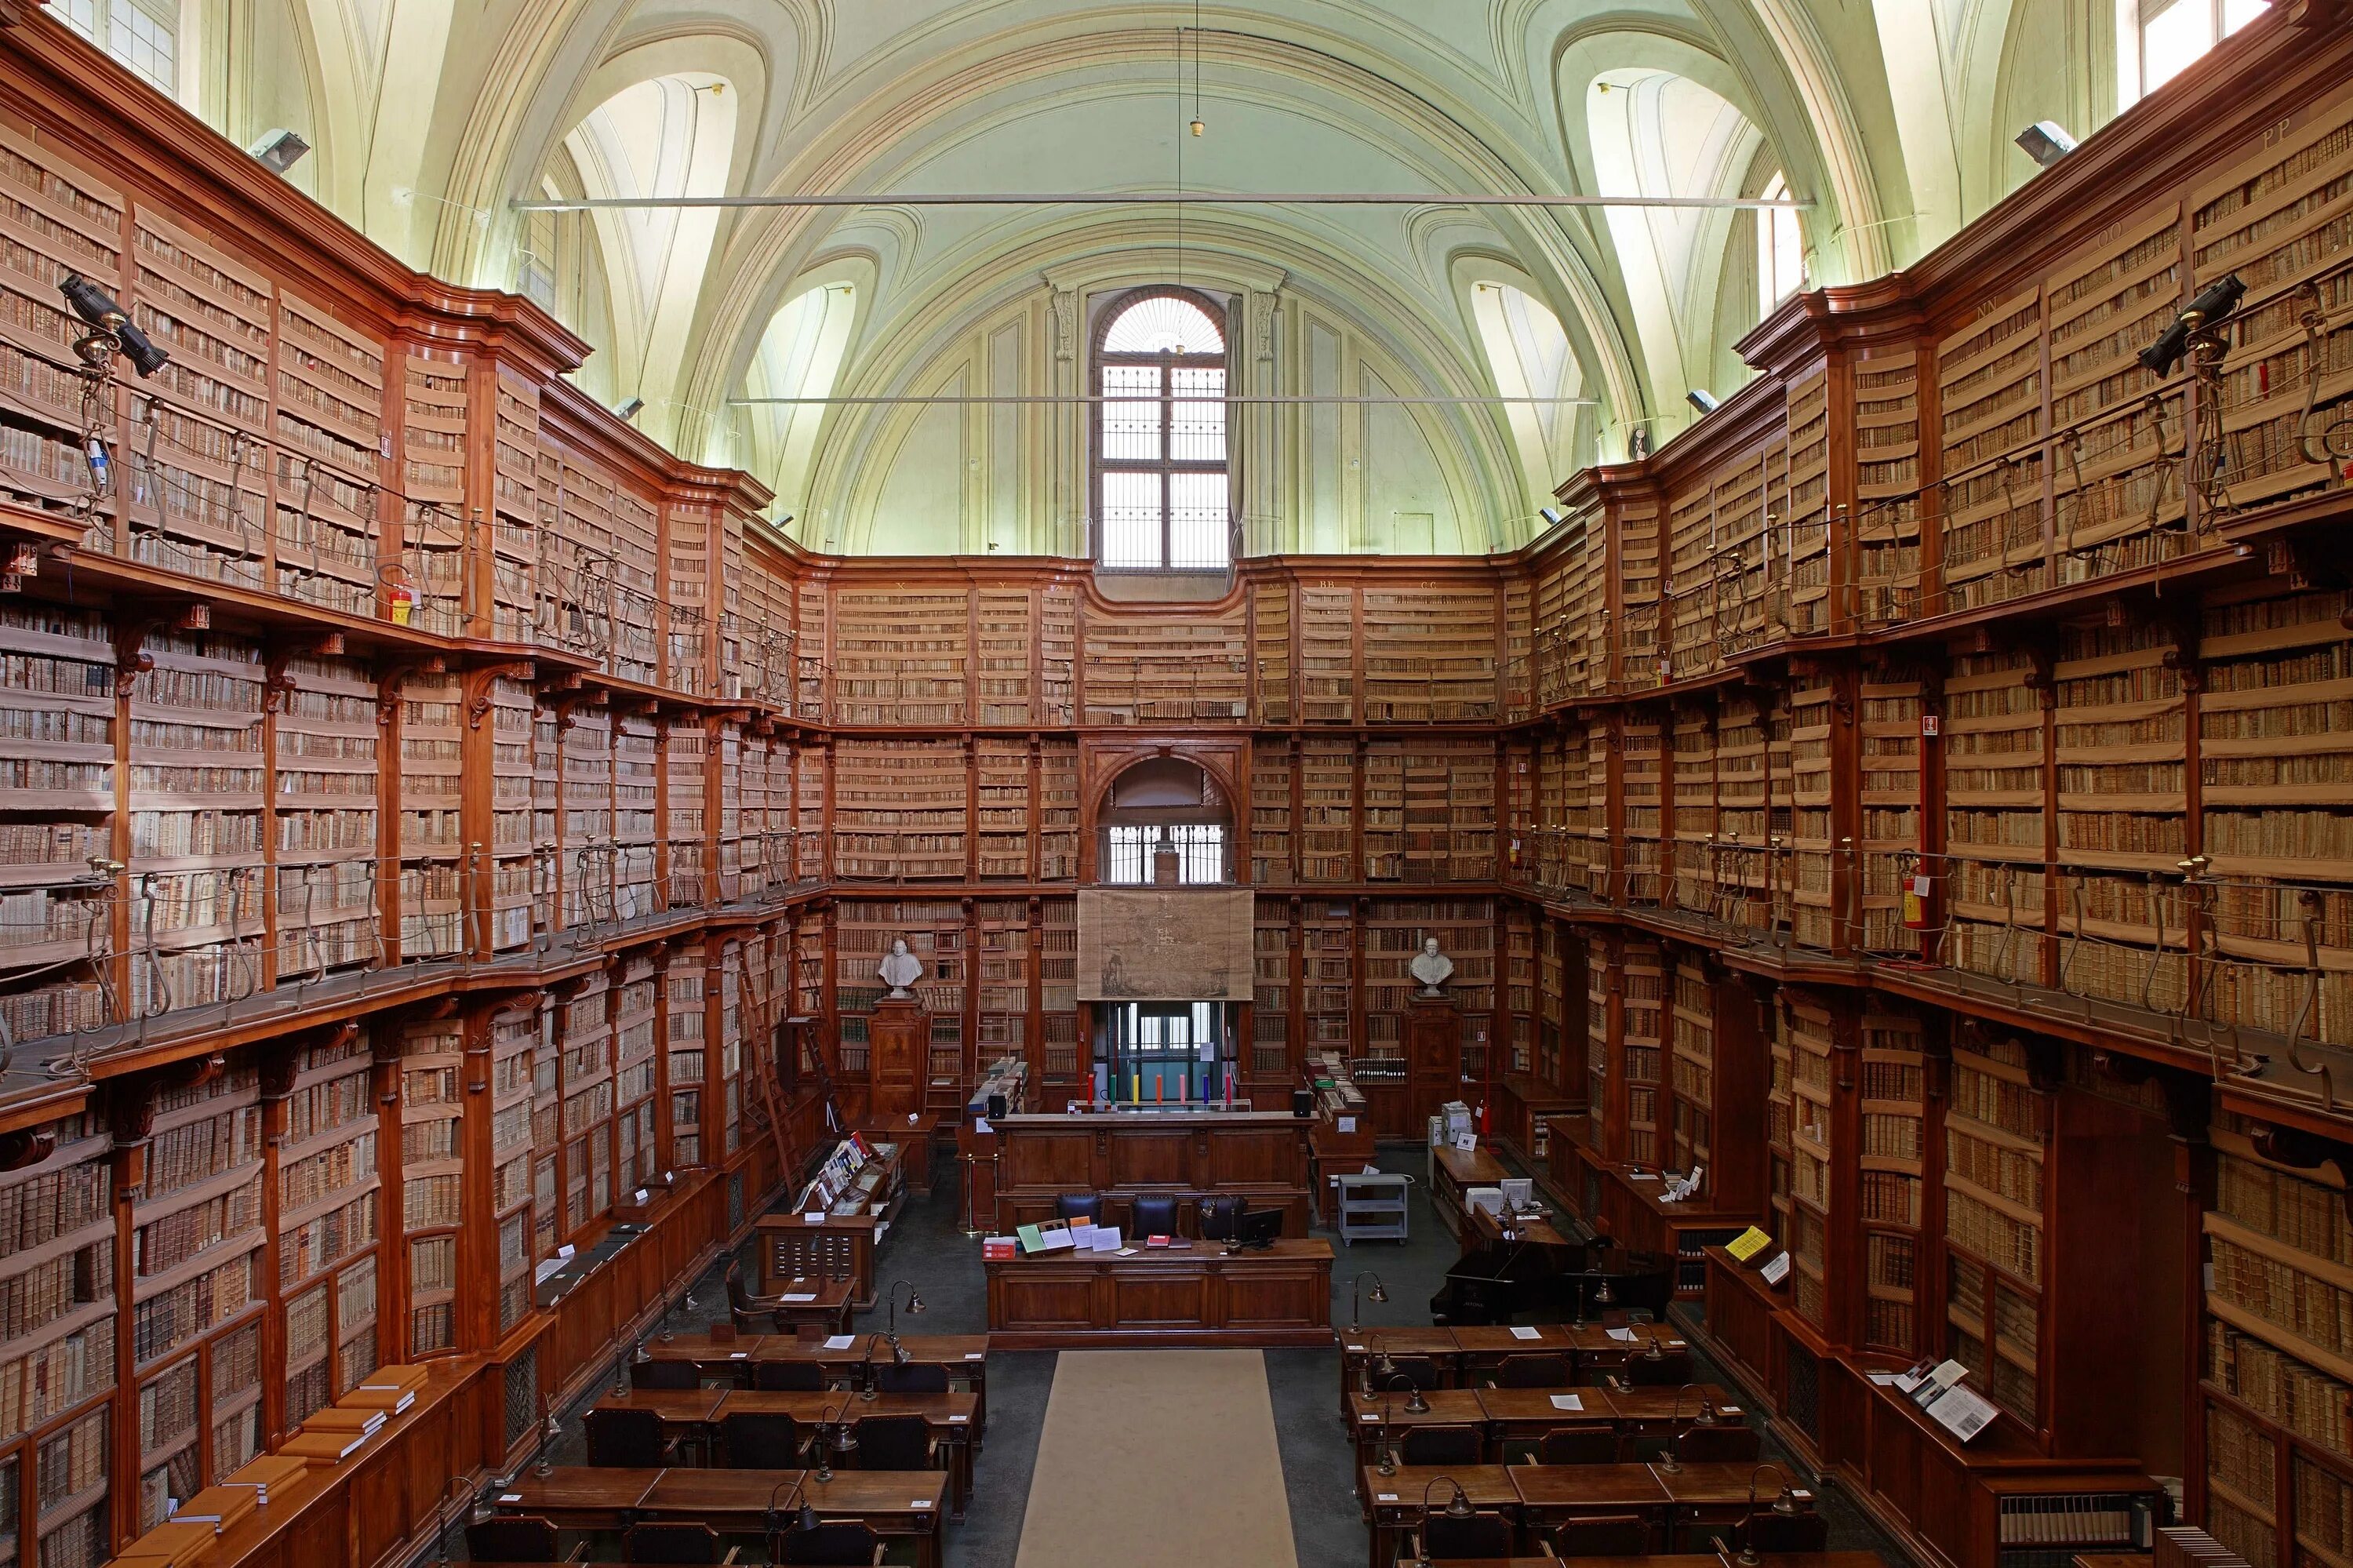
[
  {"left": 1507, "top": 1460, "right": 1671, "bottom": 1543},
  {"left": 1337, "top": 1328, "right": 1466, "bottom": 1414},
  {"left": 757, "top": 1275, "right": 855, "bottom": 1335},
  {"left": 1362, "top": 1464, "right": 1522, "bottom": 1568},
  {"left": 1452, "top": 1322, "right": 1579, "bottom": 1381},
  {"left": 589, "top": 1388, "right": 979, "bottom": 1516},
  {"left": 1431, "top": 1144, "right": 1511, "bottom": 1238},
  {"left": 1650, "top": 1460, "right": 1817, "bottom": 1550},
  {"left": 1563, "top": 1322, "right": 1692, "bottom": 1375},
  {"left": 984, "top": 1236, "right": 1333, "bottom": 1348},
  {"left": 493, "top": 1467, "right": 946, "bottom": 1568},
  {"left": 635, "top": 1333, "right": 992, "bottom": 1439}
]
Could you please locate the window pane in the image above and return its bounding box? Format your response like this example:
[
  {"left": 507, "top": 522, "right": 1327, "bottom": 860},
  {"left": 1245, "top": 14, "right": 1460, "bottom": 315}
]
[
  {"left": 111, "top": 0, "right": 176, "bottom": 95},
  {"left": 1101, "top": 363, "right": 1162, "bottom": 460},
  {"left": 1104, "top": 295, "right": 1224, "bottom": 354},
  {"left": 1101, "top": 471, "right": 1162, "bottom": 568},
  {"left": 2142, "top": 0, "right": 2213, "bottom": 90},
  {"left": 1169, "top": 472, "right": 1229, "bottom": 569},
  {"left": 2222, "top": 0, "right": 2268, "bottom": 32},
  {"left": 1105, "top": 826, "right": 1151, "bottom": 884},
  {"left": 1171, "top": 367, "right": 1226, "bottom": 461}
]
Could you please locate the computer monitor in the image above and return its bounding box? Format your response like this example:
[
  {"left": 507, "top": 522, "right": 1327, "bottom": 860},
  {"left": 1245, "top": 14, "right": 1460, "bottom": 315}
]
[
  {"left": 1500, "top": 1177, "right": 1533, "bottom": 1212},
  {"left": 1233, "top": 1206, "right": 1284, "bottom": 1250}
]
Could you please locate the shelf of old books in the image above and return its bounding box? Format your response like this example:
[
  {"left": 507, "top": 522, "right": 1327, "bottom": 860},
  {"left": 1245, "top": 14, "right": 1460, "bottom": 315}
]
[
  {"left": 1667, "top": 482, "right": 1720, "bottom": 681},
  {"left": 1851, "top": 348, "right": 1922, "bottom": 627},
  {"left": 1783, "top": 994, "right": 1835, "bottom": 1328},
  {"left": 665, "top": 501, "right": 711, "bottom": 697},
  {"left": 398, "top": 351, "right": 469, "bottom": 637},
  {"left": 0, "top": 125, "right": 124, "bottom": 536},
  {"left": 398, "top": 1016, "right": 463, "bottom": 1359},
  {"left": 1667, "top": 955, "right": 1715, "bottom": 1173},
  {"left": 1040, "top": 897, "right": 1078, "bottom": 1081},
  {"left": 1253, "top": 897, "right": 1290, "bottom": 1079},
  {"left": 1082, "top": 602, "right": 1248, "bottom": 725},
  {"left": 559, "top": 969, "right": 615, "bottom": 1238},
  {"left": 1944, "top": 649, "right": 2048, "bottom": 984},
  {"left": 1529, "top": 735, "right": 1567, "bottom": 893},
  {"left": 614, "top": 958, "right": 660, "bottom": 1192},
  {"left": 614, "top": 714, "right": 658, "bottom": 921},
  {"left": 1858, "top": 1007, "right": 1928, "bottom": 1355},
  {"left": 1503, "top": 580, "right": 1533, "bottom": 721},
  {"left": 1943, "top": 1037, "right": 2047, "bottom": 1428},
  {"left": 273, "top": 293, "right": 387, "bottom": 620},
  {"left": 608, "top": 486, "right": 661, "bottom": 689},
  {"left": 834, "top": 589, "right": 969, "bottom": 726},
  {"left": 273, "top": 653, "right": 378, "bottom": 982},
  {"left": 831, "top": 739, "right": 966, "bottom": 882},
  {"left": 795, "top": 744, "right": 827, "bottom": 882},
  {"left": 1621, "top": 939, "right": 1664, "bottom": 1167},
  {"left": 482, "top": 675, "right": 536, "bottom": 947},
  {"left": 1718, "top": 693, "right": 1770, "bottom": 934},
  {"left": 1583, "top": 723, "right": 1613, "bottom": 899},
  {"left": 1361, "top": 587, "right": 1497, "bottom": 722},
  {"left": 1299, "top": 586, "right": 1354, "bottom": 723},
  {"left": 130, "top": 1064, "right": 261, "bottom": 1512},
  {"left": 560, "top": 712, "right": 613, "bottom": 930},
  {"left": 1622, "top": 719, "right": 1662, "bottom": 907},
  {"left": 831, "top": 901, "right": 886, "bottom": 1077},
  {"left": 128, "top": 632, "right": 267, "bottom": 1017},
  {"left": 2189, "top": 82, "right": 2353, "bottom": 516},
  {"left": 276, "top": 1031, "right": 382, "bottom": 1426},
  {"left": 1038, "top": 740, "right": 1078, "bottom": 882},
  {"left": 905, "top": 904, "right": 967, "bottom": 1092},
  {"left": 1935, "top": 287, "right": 2047, "bottom": 613},
  {"left": 1362, "top": 740, "right": 1403, "bottom": 881},
  {"left": 1780, "top": 369, "right": 1831, "bottom": 639},
  {"left": 32, "top": 1399, "right": 108, "bottom": 1568},
  {"left": 1787, "top": 675, "right": 1838, "bottom": 951},
  {"left": 2202, "top": 1107, "right": 2353, "bottom": 1568},
  {"left": 1249, "top": 742, "right": 1293, "bottom": 882},
  {"left": 1304, "top": 900, "right": 1354, "bottom": 1055},
  {"left": 718, "top": 724, "right": 753, "bottom": 903},
  {"left": 398, "top": 672, "right": 466, "bottom": 961},
  {"left": 489, "top": 369, "right": 538, "bottom": 645},
  {"left": 664, "top": 722, "right": 705, "bottom": 909},
  {"left": 716, "top": 944, "right": 744, "bottom": 1158},
  {"left": 1299, "top": 740, "right": 1354, "bottom": 883},
  {"left": 976, "top": 740, "right": 1030, "bottom": 880},
  {"left": 976, "top": 588, "right": 1032, "bottom": 726},
  {"left": 1859, "top": 672, "right": 1924, "bottom": 955},
  {"left": 1671, "top": 704, "right": 1717, "bottom": 916},
  {"left": 1584, "top": 941, "right": 1612, "bottom": 1124},
  {"left": 2043, "top": 203, "right": 2187, "bottom": 584},
  {"left": 2052, "top": 621, "right": 2191, "bottom": 1015},
  {"left": 667, "top": 953, "right": 707, "bottom": 1168},
  {"left": 0, "top": 1108, "right": 112, "bottom": 1566},
  {"left": 530, "top": 697, "right": 560, "bottom": 938},
  {"left": 1251, "top": 580, "right": 1293, "bottom": 724},
  {"left": 2198, "top": 584, "right": 2353, "bottom": 1044},
  {"left": 1765, "top": 995, "right": 1795, "bottom": 1250},
  {"left": 976, "top": 900, "right": 1028, "bottom": 1062},
  {"left": 0, "top": 602, "right": 114, "bottom": 1046},
  {"left": 1036, "top": 584, "right": 1075, "bottom": 726}
]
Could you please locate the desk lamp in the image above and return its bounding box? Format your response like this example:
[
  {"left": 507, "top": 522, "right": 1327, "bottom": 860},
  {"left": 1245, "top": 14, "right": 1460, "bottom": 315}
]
[
  {"left": 432, "top": 1474, "right": 473, "bottom": 1568},
  {"left": 1408, "top": 1476, "right": 1476, "bottom": 1568},
  {"left": 534, "top": 1391, "right": 558, "bottom": 1477},
  {"left": 1375, "top": 1387, "right": 1399, "bottom": 1476},
  {"left": 883, "top": 1279, "right": 927, "bottom": 1337},
  {"left": 1734, "top": 1462, "right": 1802, "bottom": 1566},
  {"left": 762, "top": 1474, "right": 798, "bottom": 1538},
  {"left": 1657, "top": 1381, "right": 1715, "bottom": 1472},
  {"left": 1388, "top": 1370, "right": 1430, "bottom": 1417},
  {"left": 1348, "top": 1270, "right": 1389, "bottom": 1330}
]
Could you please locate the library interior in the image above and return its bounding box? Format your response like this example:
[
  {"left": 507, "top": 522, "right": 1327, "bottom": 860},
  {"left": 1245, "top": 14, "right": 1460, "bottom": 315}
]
[{"left": 0, "top": 2, "right": 2349, "bottom": 1566}]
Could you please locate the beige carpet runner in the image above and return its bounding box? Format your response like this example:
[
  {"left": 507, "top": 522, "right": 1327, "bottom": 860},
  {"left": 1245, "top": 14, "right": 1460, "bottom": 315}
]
[{"left": 1013, "top": 1349, "right": 1298, "bottom": 1568}]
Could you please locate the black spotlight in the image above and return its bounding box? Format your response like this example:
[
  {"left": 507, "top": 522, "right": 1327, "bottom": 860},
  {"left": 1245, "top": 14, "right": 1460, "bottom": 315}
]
[
  {"left": 59, "top": 273, "right": 169, "bottom": 377},
  {"left": 2138, "top": 273, "right": 2246, "bottom": 377}
]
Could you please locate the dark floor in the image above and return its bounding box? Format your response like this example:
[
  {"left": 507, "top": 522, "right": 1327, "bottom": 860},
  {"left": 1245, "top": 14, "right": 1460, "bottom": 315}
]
[{"left": 514, "top": 1141, "right": 1910, "bottom": 1568}]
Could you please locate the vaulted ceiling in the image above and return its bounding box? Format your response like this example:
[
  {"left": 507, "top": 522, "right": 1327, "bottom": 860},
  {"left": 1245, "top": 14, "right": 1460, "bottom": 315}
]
[{"left": 162, "top": 0, "right": 2137, "bottom": 551}]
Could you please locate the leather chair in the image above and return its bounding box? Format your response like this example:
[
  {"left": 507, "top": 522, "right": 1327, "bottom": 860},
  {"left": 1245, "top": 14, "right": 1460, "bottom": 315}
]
[
  {"left": 719, "top": 1410, "right": 804, "bottom": 1468},
  {"left": 874, "top": 1361, "right": 949, "bottom": 1395},
  {"left": 1398, "top": 1424, "right": 1484, "bottom": 1466},
  {"left": 1418, "top": 1512, "right": 1516, "bottom": 1561},
  {"left": 725, "top": 1265, "right": 794, "bottom": 1334},
  {"left": 1492, "top": 1353, "right": 1573, "bottom": 1388},
  {"left": 752, "top": 1359, "right": 830, "bottom": 1392},
  {"left": 1198, "top": 1193, "right": 1246, "bottom": 1240},
  {"left": 1614, "top": 1348, "right": 1695, "bottom": 1388},
  {"left": 1056, "top": 1192, "right": 1104, "bottom": 1224},
  {"left": 585, "top": 1406, "right": 671, "bottom": 1468},
  {"left": 851, "top": 1413, "right": 937, "bottom": 1472},
  {"left": 1130, "top": 1192, "right": 1180, "bottom": 1237},
  {"left": 621, "top": 1524, "right": 729, "bottom": 1564},
  {"left": 630, "top": 1358, "right": 703, "bottom": 1391},
  {"left": 1532, "top": 1427, "right": 1620, "bottom": 1464},
  {"left": 1721, "top": 1512, "right": 1829, "bottom": 1555},
  {"left": 1550, "top": 1515, "right": 1651, "bottom": 1556},
  {"left": 774, "top": 1522, "right": 885, "bottom": 1566},
  {"left": 1381, "top": 1355, "right": 1445, "bottom": 1391},
  {"left": 466, "top": 1517, "right": 561, "bottom": 1563},
  {"left": 1669, "top": 1424, "right": 1761, "bottom": 1464}
]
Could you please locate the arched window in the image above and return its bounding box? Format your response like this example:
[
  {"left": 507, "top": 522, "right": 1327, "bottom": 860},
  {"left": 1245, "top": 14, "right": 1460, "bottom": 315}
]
[
  {"left": 1758, "top": 173, "right": 1804, "bottom": 312},
  {"left": 1094, "top": 289, "right": 1230, "bottom": 570}
]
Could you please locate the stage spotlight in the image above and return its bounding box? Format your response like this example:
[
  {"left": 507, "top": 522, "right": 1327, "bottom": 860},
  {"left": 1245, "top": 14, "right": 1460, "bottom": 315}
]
[
  {"left": 59, "top": 274, "right": 168, "bottom": 376},
  {"left": 2015, "top": 121, "right": 2077, "bottom": 169},
  {"left": 1686, "top": 389, "right": 1720, "bottom": 415},
  {"left": 248, "top": 129, "right": 311, "bottom": 174},
  {"left": 2138, "top": 273, "right": 2246, "bottom": 377}
]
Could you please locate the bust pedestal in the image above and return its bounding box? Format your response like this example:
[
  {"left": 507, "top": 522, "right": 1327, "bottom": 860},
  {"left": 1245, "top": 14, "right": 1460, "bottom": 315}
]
[
  {"left": 1404, "top": 995, "right": 1460, "bottom": 1134},
  {"left": 868, "top": 997, "right": 926, "bottom": 1122}
]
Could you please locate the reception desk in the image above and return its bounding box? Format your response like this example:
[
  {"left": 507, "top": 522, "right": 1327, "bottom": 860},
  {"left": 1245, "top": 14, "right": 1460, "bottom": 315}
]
[
  {"left": 991, "top": 1109, "right": 1315, "bottom": 1237},
  {"left": 984, "top": 1237, "right": 1334, "bottom": 1348}
]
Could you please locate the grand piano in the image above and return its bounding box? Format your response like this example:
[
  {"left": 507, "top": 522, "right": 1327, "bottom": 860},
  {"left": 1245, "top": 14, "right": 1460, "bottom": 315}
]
[{"left": 1427, "top": 1199, "right": 1678, "bottom": 1326}]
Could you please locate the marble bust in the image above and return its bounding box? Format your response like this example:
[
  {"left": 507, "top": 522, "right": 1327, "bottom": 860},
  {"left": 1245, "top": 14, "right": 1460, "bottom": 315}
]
[
  {"left": 878, "top": 938, "right": 922, "bottom": 999},
  {"left": 1409, "top": 937, "right": 1454, "bottom": 997}
]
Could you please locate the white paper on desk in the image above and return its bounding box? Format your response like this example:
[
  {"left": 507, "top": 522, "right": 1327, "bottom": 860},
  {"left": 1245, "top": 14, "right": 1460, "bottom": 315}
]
[
  {"left": 1869, "top": 1373, "right": 1901, "bottom": 1385},
  {"left": 1091, "top": 1227, "right": 1123, "bottom": 1251},
  {"left": 1550, "top": 1394, "right": 1585, "bottom": 1411},
  {"left": 974, "top": 1118, "right": 991, "bottom": 1133},
  {"left": 1759, "top": 1252, "right": 1791, "bottom": 1286},
  {"left": 1606, "top": 1327, "right": 1638, "bottom": 1342},
  {"left": 802, "top": 1212, "right": 826, "bottom": 1224},
  {"left": 1115, "top": 1247, "right": 1138, "bottom": 1257},
  {"left": 1338, "top": 1116, "right": 1357, "bottom": 1133},
  {"left": 824, "top": 1334, "right": 856, "bottom": 1350},
  {"left": 1509, "top": 1326, "right": 1540, "bottom": 1341},
  {"left": 782, "top": 1293, "right": 816, "bottom": 1302},
  {"left": 1453, "top": 1133, "right": 1478, "bottom": 1152},
  {"left": 1627, "top": 1172, "right": 1659, "bottom": 1181}
]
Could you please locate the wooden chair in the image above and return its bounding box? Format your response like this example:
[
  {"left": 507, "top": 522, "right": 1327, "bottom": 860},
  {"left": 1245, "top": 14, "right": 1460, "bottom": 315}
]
[
  {"left": 725, "top": 1265, "right": 801, "bottom": 1334},
  {"left": 752, "top": 1359, "right": 831, "bottom": 1392},
  {"left": 1529, "top": 1426, "right": 1619, "bottom": 1464},
  {"left": 585, "top": 1406, "right": 672, "bottom": 1468},
  {"left": 1408, "top": 1512, "right": 1516, "bottom": 1561},
  {"left": 1397, "top": 1424, "right": 1484, "bottom": 1467},
  {"left": 1491, "top": 1353, "right": 1573, "bottom": 1388},
  {"left": 851, "top": 1413, "right": 939, "bottom": 1471},
  {"left": 1547, "top": 1515, "right": 1650, "bottom": 1556},
  {"left": 1130, "top": 1191, "right": 1180, "bottom": 1237},
  {"left": 621, "top": 1524, "right": 734, "bottom": 1564},
  {"left": 1055, "top": 1192, "right": 1104, "bottom": 1224},
  {"left": 718, "top": 1410, "right": 806, "bottom": 1468},
  {"left": 773, "top": 1521, "right": 885, "bottom": 1566},
  {"left": 1380, "top": 1355, "right": 1445, "bottom": 1391},
  {"left": 630, "top": 1359, "right": 704, "bottom": 1392},
  {"left": 465, "top": 1516, "right": 562, "bottom": 1563},
  {"left": 872, "top": 1361, "right": 948, "bottom": 1395}
]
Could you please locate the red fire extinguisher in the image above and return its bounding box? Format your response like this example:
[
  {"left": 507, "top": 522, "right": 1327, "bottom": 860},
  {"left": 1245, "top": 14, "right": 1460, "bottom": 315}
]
[{"left": 386, "top": 579, "right": 417, "bottom": 626}]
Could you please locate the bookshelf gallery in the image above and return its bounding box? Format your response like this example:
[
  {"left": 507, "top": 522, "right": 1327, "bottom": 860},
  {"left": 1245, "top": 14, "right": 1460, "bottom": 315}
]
[{"left": 0, "top": 15, "right": 2343, "bottom": 1568}]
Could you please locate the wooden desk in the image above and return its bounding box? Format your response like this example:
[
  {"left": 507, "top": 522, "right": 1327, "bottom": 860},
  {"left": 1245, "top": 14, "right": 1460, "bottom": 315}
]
[
  {"left": 984, "top": 1236, "right": 1333, "bottom": 1347},
  {"left": 1650, "top": 1461, "right": 1818, "bottom": 1550},
  {"left": 1564, "top": 1322, "right": 1691, "bottom": 1374},
  {"left": 1507, "top": 1461, "right": 1670, "bottom": 1542},
  {"left": 991, "top": 1109, "right": 1314, "bottom": 1237},
  {"left": 1453, "top": 1322, "right": 1578, "bottom": 1380},
  {"left": 590, "top": 1389, "right": 979, "bottom": 1515},
  {"left": 755, "top": 1211, "right": 886, "bottom": 1308},
  {"left": 1473, "top": 1387, "right": 1618, "bottom": 1444},
  {"left": 791, "top": 1471, "right": 949, "bottom": 1568},
  {"left": 1338, "top": 1328, "right": 1467, "bottom": 1414},
  {"left": 1465, "top": 1199, "right": 1579, "bottom": 1253},
  {"left": 637, "top": 1333, "right": 992, "bottom": 1437},
  {"left": 492, "top": 1468, "right": 660, "bottom": 1530},
  {"left": 494, "top": 1467, "right": 946, "bottom": 1568},
  {"left": 1347, "top": 1390, "right": 1490, "bottom": 1499},
  {"left": 744, "top": 1274, "right": 856, "bottom": 1335},
  {"left": 1362, "top": 1464, "right": 1522, "bottom": 1568},
  {"left": 1431, "top": 1144, "right": 1511, "bottom": 1238}
]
